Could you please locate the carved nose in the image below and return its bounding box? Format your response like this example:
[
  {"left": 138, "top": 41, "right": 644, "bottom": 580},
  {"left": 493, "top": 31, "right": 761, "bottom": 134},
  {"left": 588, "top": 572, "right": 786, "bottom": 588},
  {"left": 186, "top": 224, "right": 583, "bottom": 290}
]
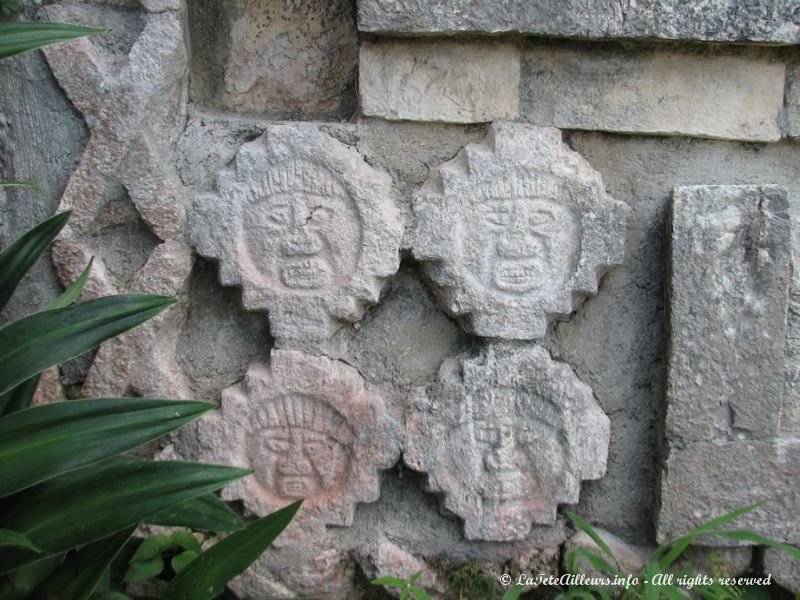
[
  {"left": 496, "top": 233, "right": 542, "bottom": 258},
  {"left": 283, "top": 231, "right": 321, "bottom": 256},
  {"left": 278, "top": 450, "right": 313, "bottom": 475}
]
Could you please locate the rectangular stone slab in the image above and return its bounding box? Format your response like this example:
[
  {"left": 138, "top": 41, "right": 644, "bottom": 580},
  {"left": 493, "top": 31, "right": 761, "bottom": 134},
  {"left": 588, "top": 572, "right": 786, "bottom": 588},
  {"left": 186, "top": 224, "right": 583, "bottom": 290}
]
[
  {"left": 358, "top": 0, "right": 800, "bottom": 44},
  {"left": 658, "top": 440, "right": 800, "bottom": 545},
  {"left": 522, "top": 47, "right": 785, "bottom": 143},
  {"left": 359, "top": 40, "right": 520, "bottom": 123},
  {"left": 667, "top": 185, "right": 791, "bottom": 442},
  {"left": 786, "top": 63, "right": 800, "bottom": 139}
]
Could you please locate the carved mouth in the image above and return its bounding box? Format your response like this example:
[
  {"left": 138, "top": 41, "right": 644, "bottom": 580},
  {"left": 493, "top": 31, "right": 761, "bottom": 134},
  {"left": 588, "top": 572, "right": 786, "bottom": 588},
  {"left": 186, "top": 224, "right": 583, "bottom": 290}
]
[
  {"left": 492, "top": 260, "right": 543, "bottom": 292},
  {"left": 281, "top": 258, "right": 331, "bottom": 289},
  {"left": 279, "top": 476, "right": 312, "bottom": 498}
]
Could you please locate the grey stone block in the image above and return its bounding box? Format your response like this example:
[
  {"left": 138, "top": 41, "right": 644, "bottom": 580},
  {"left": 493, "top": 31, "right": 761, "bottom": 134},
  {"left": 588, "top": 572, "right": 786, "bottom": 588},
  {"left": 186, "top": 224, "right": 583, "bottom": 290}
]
[
  {"left": 667, "top": 185, "right": 792, "bottom": 441},
  {"left": 359, "top": 40, "right": 520, "bottom": 123},
  {"left": 188, "top": 0, "right": 357, "bottom": 118},
  {"left": 785, "top": 63, "right": 800, "bottom": 139},
  {"left": 358, "top": 0, "right": 800, "bottom": 44},
  {"left": 658, "top": 440, "right": 800, "bottom": 545},
  {"left": 405, "top": 343, "right": 610, "bottom": 541},
  {"left": 190, "top": 123, "right": 404, "bottom": 347},
  {"left": 412, "top": 122, "right": 629, "bottom": 340},
  {"left": 522, "top": 46, "right": 785, "bottom": 143}
]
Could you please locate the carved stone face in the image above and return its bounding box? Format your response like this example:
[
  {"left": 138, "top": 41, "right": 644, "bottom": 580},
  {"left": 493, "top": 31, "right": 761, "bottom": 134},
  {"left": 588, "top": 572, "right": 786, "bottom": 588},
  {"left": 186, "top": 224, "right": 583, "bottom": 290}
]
[
  {"left": 462, "top": 198, "right": 580, "bottom": 294},
  {"left": 248, "top": 395, "right": 354, "bottom": 501},
  {"left": 243, "top": 190, "right": 361, "bottom": 291}
]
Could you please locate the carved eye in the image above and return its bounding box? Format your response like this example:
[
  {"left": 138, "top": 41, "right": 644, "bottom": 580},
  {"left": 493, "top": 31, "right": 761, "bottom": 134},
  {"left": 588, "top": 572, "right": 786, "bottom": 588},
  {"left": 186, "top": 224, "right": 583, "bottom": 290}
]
[
  {"left": 303, "top": 440, "right": 325, "bottom": 456},
  {"left": 266, "top": 438, "right": 290, "bottom": 453},
  {"left": 484, "top": 202, "right": 513, "bottom": 227},
  {"left": 265, "top": 205, "right": 292, "bottom": 229},
  {"left": 528, "top": 210, "right": 555, "bottom": 231},
  {"left": 308, "top": 206, "right": 333, "bottom": 225}
]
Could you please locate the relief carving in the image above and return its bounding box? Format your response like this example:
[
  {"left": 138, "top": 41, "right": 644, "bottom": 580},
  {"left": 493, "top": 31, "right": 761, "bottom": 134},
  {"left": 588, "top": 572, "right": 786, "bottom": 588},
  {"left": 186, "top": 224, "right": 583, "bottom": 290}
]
[
  {"left": 191, "top": 350, "right": 401, "bottom": 531},
  {"left": 191, "top": 124, "right": 403, "bottom": 346},
  {"left": 406, "top": 343, "right": 610, "bottom": 541},
  {"left": 412, "top": 122, "right": 629, "bottom": 339}
]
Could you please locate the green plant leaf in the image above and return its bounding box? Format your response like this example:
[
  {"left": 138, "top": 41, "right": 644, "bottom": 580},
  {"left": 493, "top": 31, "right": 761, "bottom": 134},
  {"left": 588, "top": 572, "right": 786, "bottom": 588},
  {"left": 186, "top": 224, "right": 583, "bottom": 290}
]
[
  {"left": 0, "top": 530, "right": 40, "bottom": 553},
  {"left": 0, "top": 259, "right": 96, "bottom": 417},
  {"left": 145, "top": 493, "right": 244, "bottom": 532},
  {"left": 501, "top": 584, "right": 526, "bottom": 600},
  {"left": 170, "top": 531, "right": 202, "bottom": 554},
  {"left": 411, "top": 588, "right": 432, "bottom": 600},
  {"left": 170, "top": 551, "right": 198, "bottom": 575},
  {"left": 0, "top": 293, "right": 177, "bottom": 396},
  {"left": 0, "top": 22, "right": 105, "bottom": 60},
  {"left": 0, "top": 180, "right": 43, "bottom": 192},
  {"left": 571, "top": 547, "right": 621, "bottom": 578},
  {"left": 652, "top": 501, "right": 768, "bottom": 570},
  {"left": 714, "top": 530, "right": 800, "bottom": 561},
  {"left": 0, "top": 397, "right": 214, "bottom": 498},
  {"left": 0, "top": 375, "right": 40, "bottom": 417},
  {"left": 372, "top": 577, "right": 407, "bottom": 588},
  {"left": 124, "top": 556, "right": 165, "bottom": 583},
  {"left": 163, "top": 500, "right": 301, "bottom": 600},
  {"left": 130, "top": 534, "right": 171, "bottom": 563},
  {"left": 30, "top": 528, "right": 133, "bottom": 600},
  {"left": 0, "top": 458, "right": 251, "bottom": 575},
  {"left": 0, "top": 211, "right": 70, "bottom": 313},
  {"left": 0, "top": 553, "right": 64, "bottom": 600},
  {"left": 37, "top": 257, "right": 93, "bottom": 313},
  {"left": 566, "top": 511, "right": 622, "bottom": 572}
]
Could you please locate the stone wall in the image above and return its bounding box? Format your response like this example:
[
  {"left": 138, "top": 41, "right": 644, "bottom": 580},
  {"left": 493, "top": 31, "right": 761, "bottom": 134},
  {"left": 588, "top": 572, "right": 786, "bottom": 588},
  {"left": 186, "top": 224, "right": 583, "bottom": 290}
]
[{"left": 1, "top": 0, "right": 799, "bottom": 597}]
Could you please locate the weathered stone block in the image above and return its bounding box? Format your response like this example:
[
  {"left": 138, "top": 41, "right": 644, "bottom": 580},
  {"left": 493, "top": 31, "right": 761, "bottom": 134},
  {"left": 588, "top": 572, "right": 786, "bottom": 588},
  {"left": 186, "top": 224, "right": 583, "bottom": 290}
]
[
  {"left": 786, "top": 63, "right": 800, "bottom": 139},
  {"left": 658, "top": 440, "right": 800, "bottom": 545},
  {"left": 412, "top": 122, "right": 628, "bottom": 340},
  {"left": 359, "top": 40, "right": 520, "bottom": 123},
  {"left": 667, "top": 185, "right": 791, "bottom": 441},
  {"left": 189, "top": 0, "right": 358, "bottom": 118},
  {"left": 405, "top": 343, "right": 610, "bottom": 541},
  {"left": 190, "top": 350, "right": 401, "bottom": 533},
  {"left": 190, "top": 123, "right": 404, "bottom": 346},
  {"left": 358, "top": 0, "right": 800, "bottom": 44},
  {"left": 764, "top": 547, "right": 800, "bottom": 594},
  {"left": 523, "top": 47, "right": 785, "bottom": 143}
]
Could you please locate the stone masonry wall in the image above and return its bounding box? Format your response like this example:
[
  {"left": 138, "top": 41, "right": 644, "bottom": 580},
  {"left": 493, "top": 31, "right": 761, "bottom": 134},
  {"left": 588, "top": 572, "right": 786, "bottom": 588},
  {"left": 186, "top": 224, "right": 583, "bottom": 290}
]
[{"left": 1, "top": 0, "right": 799, "bottom": 597}]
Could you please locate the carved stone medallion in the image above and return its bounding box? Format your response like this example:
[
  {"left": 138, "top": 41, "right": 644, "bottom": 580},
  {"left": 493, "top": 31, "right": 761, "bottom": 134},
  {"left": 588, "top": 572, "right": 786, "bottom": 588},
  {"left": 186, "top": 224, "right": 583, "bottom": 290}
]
[
  {"left": 412, "top": 122, "right": 629, "bottom": 339},
  {"left": 191, "top": 124, "right": 403, "bottom": 345},
  {"left": 193, "top": 350, "right": 400, "bottom": 528},
  {"left": 405, "top": 343, "right": 610, "bottom": 541}
]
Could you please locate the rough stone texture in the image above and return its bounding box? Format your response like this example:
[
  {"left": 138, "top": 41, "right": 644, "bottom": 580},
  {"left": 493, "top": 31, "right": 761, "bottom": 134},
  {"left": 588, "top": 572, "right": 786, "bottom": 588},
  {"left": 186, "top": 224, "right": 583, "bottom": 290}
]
[
  {"left": 565, "top": 527, "right": 651, "bottom": 576},
  {"left": 188, "top": 0, "right": 358, "bottom": 118},
  {"left": 327, "top": 263, "right": 469, "bottom": 389},
  {"left": 31, "top": 368, "right": 67, "bottom": 406},
  {"left": 667, "top": 185, "right": 792, "bottom": 442},
  {"left": 37, "top": 0, "right": 193, "bottom": 399},
  {"left": 764, "top": 547, "right": 800, "bottom": 594},
  {"left": 670, "top": 547, "right": 753, "bottom": 578},
  {"left": 190, "top": 123, "right": 404, "bottom": 347},
  {"left": 357, "top": 0, "right": 800, "bottom": 43},
  {"left": 659, "top": 440, "right": 800, "bottom": 545},
  {"left": 412, "top": 122, "right": 629, "bottom": 340},
  {"left": 522, "top": 45, "right": 785, "bottom": 143},
  {"left": 406, "top": 343, "right": 610, "bottom": 541},
  {"left": 188, "top": 350, "right": 401, "bottom": 536},
  {"left": 786, "top": 62, "right": 800, "bottom": 139},
  {"left": 356, "top": 537, "right": 445, "bottom": 598},
  {"left": 359, "top": 40, "right": 520, "bottom": 124}
]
